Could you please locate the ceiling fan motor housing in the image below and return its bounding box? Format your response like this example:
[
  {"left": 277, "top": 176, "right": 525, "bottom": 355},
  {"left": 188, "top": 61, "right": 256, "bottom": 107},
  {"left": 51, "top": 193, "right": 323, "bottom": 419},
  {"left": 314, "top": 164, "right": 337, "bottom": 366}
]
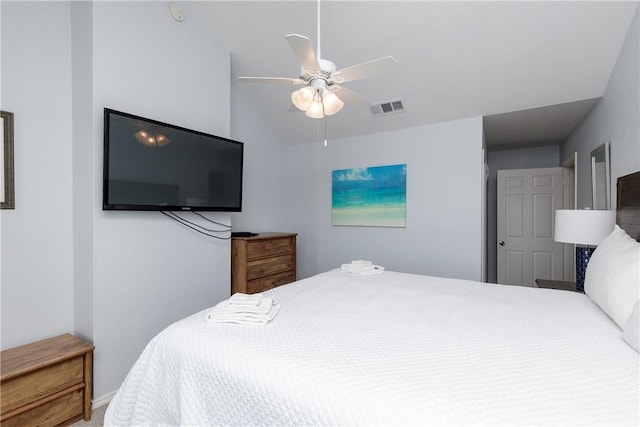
[{"left": 300, "top": 58, "right": 338, "bottom": 83}]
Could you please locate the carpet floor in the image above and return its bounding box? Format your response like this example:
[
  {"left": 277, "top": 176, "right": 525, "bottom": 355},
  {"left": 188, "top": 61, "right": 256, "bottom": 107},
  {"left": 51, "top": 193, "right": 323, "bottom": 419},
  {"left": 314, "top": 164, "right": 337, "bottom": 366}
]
[{"left": 71, "top": 403, "right": 107, "bottom": 427}]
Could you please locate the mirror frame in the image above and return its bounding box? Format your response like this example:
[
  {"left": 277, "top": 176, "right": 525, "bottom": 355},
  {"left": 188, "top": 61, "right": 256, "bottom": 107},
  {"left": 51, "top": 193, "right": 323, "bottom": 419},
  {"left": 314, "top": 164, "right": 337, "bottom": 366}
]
[
  {"left": 590, "top": 142, "right": 610, "bottom": 210},
  {"left": 1, "top": 110, "right": 15, "bottom": 210}
]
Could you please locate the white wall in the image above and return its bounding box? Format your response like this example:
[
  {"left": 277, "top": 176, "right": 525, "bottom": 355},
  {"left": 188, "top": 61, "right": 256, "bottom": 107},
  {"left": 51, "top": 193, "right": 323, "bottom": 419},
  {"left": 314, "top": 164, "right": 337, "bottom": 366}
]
[
  {"left": 71, "top": 0, "right": 94, "bottom": 348},
  {"left": 1, "top": 1, "right": 234, "bottom": 403},
  {"left": 229, "top": 81, "right": 290, "bottom": 232},
  {"left": 90, "top": 1, "right": 232, "bottom": 400},
  {"left": 562, "top": 7, "right": 639, "bottom": 208},
  {"left": 287, "top": 117, "right": 484, "bottom": 282},
  {"left": 1, "top": 2, "right": 75, "bottom": 349}
]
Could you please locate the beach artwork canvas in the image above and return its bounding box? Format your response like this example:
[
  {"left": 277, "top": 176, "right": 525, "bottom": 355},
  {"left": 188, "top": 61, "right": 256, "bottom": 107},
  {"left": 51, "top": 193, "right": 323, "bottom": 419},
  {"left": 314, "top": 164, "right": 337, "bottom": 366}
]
[{"left": 332, "top": 164, "right": 407, "bottom": 227}]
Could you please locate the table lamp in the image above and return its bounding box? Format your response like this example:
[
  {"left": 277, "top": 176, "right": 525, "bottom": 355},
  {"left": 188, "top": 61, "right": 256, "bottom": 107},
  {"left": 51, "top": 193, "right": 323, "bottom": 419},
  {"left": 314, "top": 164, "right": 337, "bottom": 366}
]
[{"left": 554, "top": 209, "right": 616, "bottom": 292}]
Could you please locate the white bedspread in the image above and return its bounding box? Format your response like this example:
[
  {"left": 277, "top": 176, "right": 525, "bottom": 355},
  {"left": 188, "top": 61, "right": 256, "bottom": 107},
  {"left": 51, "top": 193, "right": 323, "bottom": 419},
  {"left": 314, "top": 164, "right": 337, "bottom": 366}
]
[{"left": 105, "top": 270, "right": 640, "bottom": 426}]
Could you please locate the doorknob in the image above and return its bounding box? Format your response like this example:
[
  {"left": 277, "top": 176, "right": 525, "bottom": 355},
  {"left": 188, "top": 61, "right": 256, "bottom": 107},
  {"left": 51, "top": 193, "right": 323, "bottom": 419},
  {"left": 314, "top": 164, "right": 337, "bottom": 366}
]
[{"left": 498, "top": 240, "right": 505, "bottom": 246}]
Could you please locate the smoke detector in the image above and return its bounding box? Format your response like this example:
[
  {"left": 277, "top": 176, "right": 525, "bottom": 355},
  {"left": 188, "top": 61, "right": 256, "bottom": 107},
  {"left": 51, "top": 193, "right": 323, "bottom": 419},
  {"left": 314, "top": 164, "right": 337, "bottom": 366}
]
[{"left": 169, "top": 4, "right": 185, "bottom": 22}]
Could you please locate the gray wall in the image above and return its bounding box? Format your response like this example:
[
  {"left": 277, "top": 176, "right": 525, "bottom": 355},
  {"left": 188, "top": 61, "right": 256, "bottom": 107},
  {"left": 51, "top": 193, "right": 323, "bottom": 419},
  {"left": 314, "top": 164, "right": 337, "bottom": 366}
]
[
  {"left": 562, "top": 7, "right": 640, "bottom": 209},
  {"left": 72, "top": 0, "right": 95, "bottom": 346},
  {"left": 1, "top": 1, "right": 233, "bottom": 403},
  {"left": 90, "top": 2, "right": 232, "bottom": 400},
  {"left": 486, "top": 145, "right": 561, "bottom": 283},
  {"left": 1, "top": 1, "right": 75, "bottom": 352},
  {"left": 229, "top": 80, "right": 290, "bottom": 233},
  {"left": 287, "top": 117, "right": 485, "bottom": 282}
]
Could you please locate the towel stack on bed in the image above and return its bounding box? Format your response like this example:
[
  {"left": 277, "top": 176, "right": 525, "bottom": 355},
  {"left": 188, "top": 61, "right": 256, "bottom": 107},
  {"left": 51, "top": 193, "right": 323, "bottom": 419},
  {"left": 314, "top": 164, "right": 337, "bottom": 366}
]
[
  {"left": 341, "top": 260, "right": 385, "bottom": 276},
  {"left": 205, "top": 293, "right": 280, "bottom": 325}
]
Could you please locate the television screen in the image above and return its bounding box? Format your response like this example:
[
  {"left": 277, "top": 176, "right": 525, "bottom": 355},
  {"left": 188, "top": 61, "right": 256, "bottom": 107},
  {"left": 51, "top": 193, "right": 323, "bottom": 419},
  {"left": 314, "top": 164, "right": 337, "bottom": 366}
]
[{"left": 103, "top": 108, "right": 243, "bottom": 211}]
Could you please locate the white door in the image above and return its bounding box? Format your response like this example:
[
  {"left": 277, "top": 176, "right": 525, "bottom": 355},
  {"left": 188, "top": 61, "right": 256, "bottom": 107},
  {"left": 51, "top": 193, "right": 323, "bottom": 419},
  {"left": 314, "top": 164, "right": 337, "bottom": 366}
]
[{"left": 497, "top": 167, "right": 564, "bottom": 286}]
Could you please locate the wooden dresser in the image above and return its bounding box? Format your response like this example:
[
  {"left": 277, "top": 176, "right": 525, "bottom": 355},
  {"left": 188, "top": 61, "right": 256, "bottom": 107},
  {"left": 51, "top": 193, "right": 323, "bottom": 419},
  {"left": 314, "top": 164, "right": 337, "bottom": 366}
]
[
  {"left": 232, "top": 232, "right": 297, "bottom": 294},
  {"left": 1, "top": 334, "right": 94, "bottom": 427}
]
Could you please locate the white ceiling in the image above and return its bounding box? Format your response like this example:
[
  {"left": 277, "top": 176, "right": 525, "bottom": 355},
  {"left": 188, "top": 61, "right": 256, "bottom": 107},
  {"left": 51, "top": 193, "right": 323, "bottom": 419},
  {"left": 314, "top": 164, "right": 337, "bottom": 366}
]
[{"left": 192, "top": 1, "right": 638, "bottom": 147}]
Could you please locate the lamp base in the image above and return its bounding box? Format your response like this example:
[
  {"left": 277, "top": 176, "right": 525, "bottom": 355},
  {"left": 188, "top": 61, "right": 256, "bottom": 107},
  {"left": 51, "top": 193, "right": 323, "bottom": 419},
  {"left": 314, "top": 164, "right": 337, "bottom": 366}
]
[{"left": 575, "top": 246, "right": 595, "bottom": 292}]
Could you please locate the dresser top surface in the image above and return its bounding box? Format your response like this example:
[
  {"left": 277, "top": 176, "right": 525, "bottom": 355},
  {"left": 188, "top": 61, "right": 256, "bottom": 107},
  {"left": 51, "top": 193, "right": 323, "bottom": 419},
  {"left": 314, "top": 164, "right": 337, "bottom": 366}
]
[
  {"left": 232, "top": 232, "right": 297, "bottom": 241},
  {"left": 1, "top": 334, "right": 94, "bottom": 381}
]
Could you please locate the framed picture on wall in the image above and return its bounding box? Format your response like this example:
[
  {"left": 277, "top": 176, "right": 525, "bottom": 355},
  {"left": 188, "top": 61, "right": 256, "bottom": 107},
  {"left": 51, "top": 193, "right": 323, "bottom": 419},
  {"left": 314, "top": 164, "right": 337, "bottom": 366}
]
[
  {"left": 1, "top": 110, "right": 15, "bottom": 209},
  {"left": 332, "top": 163, "right": 407, "bottom": 227}
]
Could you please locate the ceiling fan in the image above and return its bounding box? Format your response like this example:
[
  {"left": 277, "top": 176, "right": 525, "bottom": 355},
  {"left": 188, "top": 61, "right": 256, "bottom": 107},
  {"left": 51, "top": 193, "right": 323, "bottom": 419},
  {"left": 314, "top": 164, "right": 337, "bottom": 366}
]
[{"left": 238, "top": 2, "right": 398, "bottom": 119}]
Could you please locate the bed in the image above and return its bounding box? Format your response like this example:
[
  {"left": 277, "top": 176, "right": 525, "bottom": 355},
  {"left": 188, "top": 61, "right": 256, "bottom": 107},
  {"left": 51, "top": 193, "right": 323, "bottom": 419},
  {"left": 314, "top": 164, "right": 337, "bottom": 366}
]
[{"left": 105, "top": 172, "right": 640, "bottom": 427}]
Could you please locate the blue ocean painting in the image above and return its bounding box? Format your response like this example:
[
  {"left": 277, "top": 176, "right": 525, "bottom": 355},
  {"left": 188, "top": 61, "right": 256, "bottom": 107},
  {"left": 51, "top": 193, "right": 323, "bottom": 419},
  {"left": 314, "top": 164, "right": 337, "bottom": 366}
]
[{"left": 332, "top": 164, "right": 407, "bottom": 227}]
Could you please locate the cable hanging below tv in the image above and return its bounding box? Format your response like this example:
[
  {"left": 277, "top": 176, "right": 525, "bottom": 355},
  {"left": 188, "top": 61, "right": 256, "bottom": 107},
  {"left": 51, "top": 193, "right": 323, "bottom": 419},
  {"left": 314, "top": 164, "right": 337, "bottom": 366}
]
[{"left": 103, "top": 108, "right": 243, "bottom": 212}]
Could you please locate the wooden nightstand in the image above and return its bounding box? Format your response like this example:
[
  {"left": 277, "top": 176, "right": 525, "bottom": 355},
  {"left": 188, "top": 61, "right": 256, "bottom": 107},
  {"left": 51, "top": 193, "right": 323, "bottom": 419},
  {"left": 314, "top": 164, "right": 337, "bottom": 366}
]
[
  {"left": 535, "top": 279, "right": 578, "bottom": 292},
  {"left": 1, "top": 334, "right": 94, "bottom": 427}
]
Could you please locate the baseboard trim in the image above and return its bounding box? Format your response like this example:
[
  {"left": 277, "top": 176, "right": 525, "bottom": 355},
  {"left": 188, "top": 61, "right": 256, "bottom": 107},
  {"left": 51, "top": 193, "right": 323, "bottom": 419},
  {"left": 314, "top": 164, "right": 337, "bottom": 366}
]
[{"left": 93, "top": 390, "right": 116, "bottom": 408}]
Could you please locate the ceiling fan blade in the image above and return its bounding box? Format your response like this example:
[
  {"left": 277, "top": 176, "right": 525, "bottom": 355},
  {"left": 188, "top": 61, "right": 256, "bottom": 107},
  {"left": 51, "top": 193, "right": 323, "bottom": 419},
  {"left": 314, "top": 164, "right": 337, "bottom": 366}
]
[
  {"left": 238, "top": 77, "right": 304, "bottom": 84},
  {"left": 285, "top": 34, "right": 320, "bottom": 70},
  {"left": 335, "top": 56, "right": 398, "bottom": 83},
  {"left": 330, "top": 85, "right": 371, "bottom": 110}
]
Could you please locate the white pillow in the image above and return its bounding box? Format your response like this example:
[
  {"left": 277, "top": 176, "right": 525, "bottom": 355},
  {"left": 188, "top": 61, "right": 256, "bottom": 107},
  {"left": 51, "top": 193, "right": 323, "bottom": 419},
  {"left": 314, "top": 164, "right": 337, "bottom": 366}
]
[
  {"left": 584, "top": 225, "right": 640, "bottom": 328},
  {"left": 622, "top": 301, "right": 639, "bottom": 352}
]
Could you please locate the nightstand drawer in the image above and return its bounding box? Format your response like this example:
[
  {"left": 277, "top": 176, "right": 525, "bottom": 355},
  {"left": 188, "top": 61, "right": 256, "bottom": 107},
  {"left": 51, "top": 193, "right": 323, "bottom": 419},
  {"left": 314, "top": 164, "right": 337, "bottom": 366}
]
[
  {"left": 2, "top": 389, "right": 83, "bottom": 427},
  {"left": 247, "top": 237, "right": 294, "bottom": 259},
  {"left": 247, "top": 254, "right": 295, "bottom": 279},
  {"left": 1, "top": 357, "right": 83, "bottom": 414},
  {"left": 247, "top": 271, "right": 296, "bottom": 294},
  {"left": 1, "top": 334, "right": 94, "bottom": 426}
]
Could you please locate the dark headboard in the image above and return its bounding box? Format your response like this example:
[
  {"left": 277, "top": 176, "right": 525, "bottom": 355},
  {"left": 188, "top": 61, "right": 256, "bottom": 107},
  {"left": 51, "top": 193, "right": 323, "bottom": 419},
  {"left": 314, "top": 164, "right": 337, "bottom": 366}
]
[{"left": 617, "top": 171, "right": 640, "bottom": 242}]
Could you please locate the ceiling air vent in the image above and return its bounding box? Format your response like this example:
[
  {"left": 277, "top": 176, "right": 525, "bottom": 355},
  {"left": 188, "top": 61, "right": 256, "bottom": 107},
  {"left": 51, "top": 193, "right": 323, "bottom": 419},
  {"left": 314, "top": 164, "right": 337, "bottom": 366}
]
[{"left": 371, "top": 99, "right": 405, "bottom": 117}]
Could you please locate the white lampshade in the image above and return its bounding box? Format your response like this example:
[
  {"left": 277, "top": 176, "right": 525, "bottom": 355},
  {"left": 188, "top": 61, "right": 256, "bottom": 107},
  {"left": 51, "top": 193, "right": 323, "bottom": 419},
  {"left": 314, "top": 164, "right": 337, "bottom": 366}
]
[
  {"left": 291, "top": 86, "right": 315, "bottom": 111},
  {"left": 322, "top": 91, "right": 344, "bottom": 116},
  {"left": 554, "top": 209, "right": 616, "bottom": 245},
  {"left": 292, "top": 81, "right": 345, "bottom": 119},
  {"left": 305, "top": 99, "right": 325, "bottom": 119}
]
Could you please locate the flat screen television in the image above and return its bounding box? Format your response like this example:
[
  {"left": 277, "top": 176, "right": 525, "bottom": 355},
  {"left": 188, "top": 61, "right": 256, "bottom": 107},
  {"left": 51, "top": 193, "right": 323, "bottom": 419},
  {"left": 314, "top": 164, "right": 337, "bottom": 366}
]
[{"left": 103, "top": 108, "right": 243, "bottom": 211}]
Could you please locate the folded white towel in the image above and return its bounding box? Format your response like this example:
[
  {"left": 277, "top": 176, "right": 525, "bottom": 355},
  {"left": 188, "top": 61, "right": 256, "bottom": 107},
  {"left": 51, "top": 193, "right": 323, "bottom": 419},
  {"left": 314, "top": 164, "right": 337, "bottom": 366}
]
[
  {"left": 351, "top": 260, "right": 372, "bottom": 266},
  {"left": 223, "top": 296, "right": 275, "bottom": 315},
  {"left": 341, "top": 263, "right": 385, "bottom": 276},
  {"left": 361, "top": 265, "right": 385, "bottom": 275},
  {"left": 227, "top": 292, "right": 263, "bottom": 308},
  {"left": 206, "top": 303, "right": 280, "bottom": 325},
  {"left": 341, "top": 263, "right": 362, "bottom": 273},
  {"left": 206, "top": 296, "right": 280, "bottom": 325}
]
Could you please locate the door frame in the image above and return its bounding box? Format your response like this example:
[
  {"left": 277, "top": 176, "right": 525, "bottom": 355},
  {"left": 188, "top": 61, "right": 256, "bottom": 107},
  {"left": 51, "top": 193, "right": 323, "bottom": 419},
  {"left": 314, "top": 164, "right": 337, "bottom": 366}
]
[
  {"left": 496, "top": 167, "right": 566, "bottom": 286},
  {"left": 561, "top": 152, "right": 577, "bottom": 281}
]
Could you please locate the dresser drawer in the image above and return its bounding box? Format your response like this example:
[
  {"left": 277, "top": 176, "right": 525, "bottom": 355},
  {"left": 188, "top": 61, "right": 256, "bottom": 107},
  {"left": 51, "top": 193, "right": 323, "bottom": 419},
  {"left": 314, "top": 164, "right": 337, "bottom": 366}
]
[
  {"left": 246, "top": 271, "right": 295, "bottom": 294},
  {"left": 232, "top": 233, "right": 297, "bottom": 295},
  {"left": 247, "top": 254, "right": 295, "bottom": 279},
  {"left": 1, "top": 357, "right": 83, "bottom": 414},
  {"left": 2, "top": 389, "right": 83, "bottom": 427},
  {"left": 247, "top": 237, "right": 294, "bottom": 259}
]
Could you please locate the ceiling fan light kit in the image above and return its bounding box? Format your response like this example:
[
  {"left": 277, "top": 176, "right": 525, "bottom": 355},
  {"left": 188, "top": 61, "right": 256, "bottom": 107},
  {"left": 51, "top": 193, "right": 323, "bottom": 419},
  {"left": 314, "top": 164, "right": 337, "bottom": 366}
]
[
  {"left": 238, "top": 0, "right": 398, "bottom": 120},
  {"left": 292, "top": 78, "right": 344, "bottom": 118}
]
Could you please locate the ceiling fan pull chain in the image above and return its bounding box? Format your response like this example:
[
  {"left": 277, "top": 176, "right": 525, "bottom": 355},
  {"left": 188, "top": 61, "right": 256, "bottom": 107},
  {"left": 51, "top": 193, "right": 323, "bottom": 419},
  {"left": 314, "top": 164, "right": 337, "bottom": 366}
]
[{"left": 324, "top": 115, "right": 328, "bottom": 147}]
